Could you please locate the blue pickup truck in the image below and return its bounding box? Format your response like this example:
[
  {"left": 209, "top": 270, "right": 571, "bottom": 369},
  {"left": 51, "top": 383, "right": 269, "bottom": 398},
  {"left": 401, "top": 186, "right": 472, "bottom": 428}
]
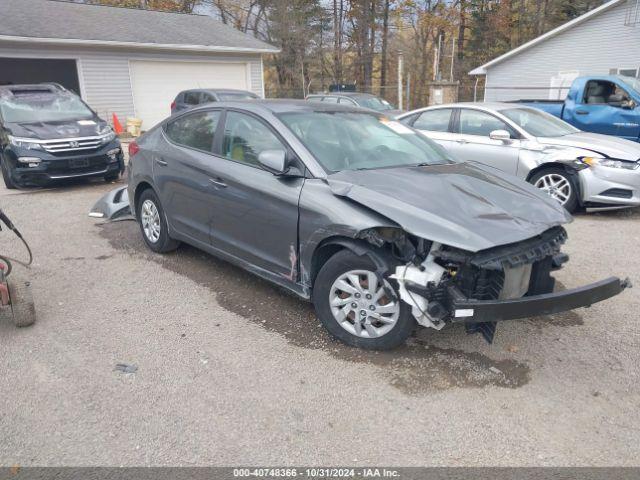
[{"left": 517, "top": 75, "right": 640, "bottom": 142}]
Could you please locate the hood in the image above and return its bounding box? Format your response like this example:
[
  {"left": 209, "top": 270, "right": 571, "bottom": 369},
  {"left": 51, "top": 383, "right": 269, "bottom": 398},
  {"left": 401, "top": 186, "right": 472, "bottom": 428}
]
[
  {"left": 6, "top": 117, "right": 107, "bottom": 140},
  {"left": 537, "top": 132, "right": 640, "bottom": 161},
  {"left": 327, "top": 162, "right": 571, "bottom": 252}
]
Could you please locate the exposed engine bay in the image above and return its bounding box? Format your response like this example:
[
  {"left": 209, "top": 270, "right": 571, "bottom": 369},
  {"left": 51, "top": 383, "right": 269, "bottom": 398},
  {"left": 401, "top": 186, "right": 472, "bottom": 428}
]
[{"left": 358, "top": 226, "right": 628, "bottom": 343}]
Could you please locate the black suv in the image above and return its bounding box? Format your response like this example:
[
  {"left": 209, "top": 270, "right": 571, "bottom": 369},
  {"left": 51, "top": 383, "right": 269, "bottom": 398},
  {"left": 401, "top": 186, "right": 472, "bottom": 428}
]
[
  {"left": 171, "top": 89, "right": 259, "bottom": 114},
  {"left": 0, "top": 84, "right": 124, "bottom": 189}
]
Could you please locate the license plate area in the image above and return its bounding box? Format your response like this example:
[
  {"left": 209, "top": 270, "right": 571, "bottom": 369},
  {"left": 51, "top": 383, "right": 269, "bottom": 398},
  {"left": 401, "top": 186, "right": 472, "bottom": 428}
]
[{"left": 69, "top": 158, "right": 90, "bottom": 168}]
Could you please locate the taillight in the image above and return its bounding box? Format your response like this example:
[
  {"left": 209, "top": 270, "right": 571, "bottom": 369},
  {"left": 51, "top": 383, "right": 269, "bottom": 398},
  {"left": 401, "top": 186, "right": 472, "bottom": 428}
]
[
  {"left": 128, "top": 141, "right": 140, "bottom": 158},
  {"left": 170, "top": 101, "right": 176, "bottom": 111}
]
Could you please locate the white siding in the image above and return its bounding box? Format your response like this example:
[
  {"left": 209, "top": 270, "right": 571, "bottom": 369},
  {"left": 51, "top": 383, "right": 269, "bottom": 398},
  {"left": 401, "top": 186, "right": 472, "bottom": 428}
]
[
  {"left": 0, "top": 42, "right": 264, "bottom": 123},
  {"left": 483, "top": 2, "right": 640, "bottom": 101}
]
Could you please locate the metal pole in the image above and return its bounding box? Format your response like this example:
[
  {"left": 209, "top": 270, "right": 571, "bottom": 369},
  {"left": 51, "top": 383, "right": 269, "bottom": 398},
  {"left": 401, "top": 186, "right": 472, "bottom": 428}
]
[
  {"left": 450, "top": 37, "right": 456, "bottom": 82},
  {"left": 406, "top": 72, "right": 410, "bottom": 111},
  {"left": 397, "top": 51, "right": 403, "bottom": 111}
]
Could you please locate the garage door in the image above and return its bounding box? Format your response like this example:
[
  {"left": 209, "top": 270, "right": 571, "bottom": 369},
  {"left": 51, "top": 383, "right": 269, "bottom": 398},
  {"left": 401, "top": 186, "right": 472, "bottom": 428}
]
[{"left": 129, "top": 60, "right": 249, "bottom": 130}]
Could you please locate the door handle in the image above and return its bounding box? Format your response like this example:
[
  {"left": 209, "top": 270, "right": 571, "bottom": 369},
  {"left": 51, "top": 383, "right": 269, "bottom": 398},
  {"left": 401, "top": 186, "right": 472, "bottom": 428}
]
[
  {"left": 457, "top": 138, "right": 468, "bottom": 144},
  {"left": 576, "top": 110, "right": 589, "bottom": 115},
  {"left": 209, "top": 177, "right": 227, "bottom": 188},
  {"left": 155, "top": 158, "right": 168, "bottom": 166}
]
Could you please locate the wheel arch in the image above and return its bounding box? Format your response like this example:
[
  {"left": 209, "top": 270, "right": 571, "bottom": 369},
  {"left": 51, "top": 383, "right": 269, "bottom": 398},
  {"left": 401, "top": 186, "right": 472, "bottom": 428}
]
[
  {"left": 525, "top": 162, "right": 578, "bottom": 182},
  {"left": 308, "top": 235, "right": 397, "bottom": 296},
  {"left": 133, "top": 180, "right": 155, "bottom": 215}
]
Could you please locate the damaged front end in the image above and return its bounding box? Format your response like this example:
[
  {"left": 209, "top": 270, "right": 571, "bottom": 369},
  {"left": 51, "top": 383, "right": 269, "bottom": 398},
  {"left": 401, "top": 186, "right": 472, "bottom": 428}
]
[{"left": 363, "top": 226, "right": 631, "bottom": 343}]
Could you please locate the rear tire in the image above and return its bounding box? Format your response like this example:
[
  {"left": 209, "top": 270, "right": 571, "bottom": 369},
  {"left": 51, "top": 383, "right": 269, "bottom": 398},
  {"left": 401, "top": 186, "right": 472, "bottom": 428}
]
[
  {"left": 8, "top": 272, "right": 36, "bottom": 327},
  {"left": 529, "top": 167, "right": 578, "bottom": 213},
  {"left": 136, "top": 188, "right": 180, "bottom": 253},
  {"left": 1, "top": 157, "right": 17, "bottom": 190},
  {"left": 313, "top": 249, "right": 414, "bottom": 350}
]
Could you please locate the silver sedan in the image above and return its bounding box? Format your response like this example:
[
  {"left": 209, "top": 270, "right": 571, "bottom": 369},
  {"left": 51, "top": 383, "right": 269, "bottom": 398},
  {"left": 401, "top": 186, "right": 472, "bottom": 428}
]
[{"left": 398, "top": 103, "right": 640, "bottom": 212}]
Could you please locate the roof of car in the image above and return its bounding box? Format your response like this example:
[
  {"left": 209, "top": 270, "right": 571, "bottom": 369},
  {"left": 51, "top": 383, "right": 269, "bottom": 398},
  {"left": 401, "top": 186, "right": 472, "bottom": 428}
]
[
  {"left": 308, "top": 92, "right": 376, "bottom": 98},
  {"left": 182, "top": 88, "right": 258, "bottom": 95},
  {"left": 187, "top": 99, "right": 377, "bottom": 116},
  {"left": 0, "top": 83, "right": 67, "bottom": 98},
  {"left": 397, "top": 102, "right": 536, "bottom": 118}
]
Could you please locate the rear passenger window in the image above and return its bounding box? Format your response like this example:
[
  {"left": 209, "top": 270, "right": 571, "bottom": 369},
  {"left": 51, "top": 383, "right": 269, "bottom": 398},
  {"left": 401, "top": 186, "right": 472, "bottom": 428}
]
[
  {"left": 321, "top": 96, "right": 339, "bottom": 103},
  {"left": 413, "top": 109, "right": 453, "bottom": 132},
  {"left": 165, "top": 110, "right": 220, "bottom": 152},
  {"left": 222, "top": 111, "right": 286, "bottom": 167},
  {"left": 459, "top": 109, "right": 510, "bottom": 137},
  {"left": 184, "top": 91, "right": 201, "bottom": 105}
]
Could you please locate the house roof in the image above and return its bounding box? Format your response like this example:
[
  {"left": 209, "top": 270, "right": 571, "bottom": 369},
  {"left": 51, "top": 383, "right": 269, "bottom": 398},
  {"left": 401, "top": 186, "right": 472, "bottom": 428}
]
[
  {"left": 0, "top": 0, "right": 279, "bottom": 54},
  {"left": 470, "top": 0, "right": 624, "bottom": 75}
]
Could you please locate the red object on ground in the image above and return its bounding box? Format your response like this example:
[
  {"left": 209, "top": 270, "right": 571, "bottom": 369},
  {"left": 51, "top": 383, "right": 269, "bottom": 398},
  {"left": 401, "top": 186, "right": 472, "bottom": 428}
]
[
  {"left": 112, "top": 113, "right": 124, "bottom": 135},
  {"left": 128, "top": 141, "right": 140, "bottom": 158}
]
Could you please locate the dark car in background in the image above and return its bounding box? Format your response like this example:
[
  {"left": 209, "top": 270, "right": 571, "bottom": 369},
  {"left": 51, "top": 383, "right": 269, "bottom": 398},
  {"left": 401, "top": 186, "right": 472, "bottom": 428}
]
[
  {"left": 171, "top": 89, "right": 260, "bottom": 114},
  {"left": 114, "top": 100, "right": 628, "bottom": 350},
  {"left": 0, "top": 84, "right": 124, "bottom": 189},
  {"left": 306, "top": 92, "right": 403, "bottom": 117}
]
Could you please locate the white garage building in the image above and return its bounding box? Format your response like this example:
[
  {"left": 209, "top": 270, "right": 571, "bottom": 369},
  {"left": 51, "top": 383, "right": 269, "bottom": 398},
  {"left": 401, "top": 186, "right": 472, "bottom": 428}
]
[
  {"left": 0, "top": 0, "right": 278, "bottom": 129},
  {"left": 470, "top": 0, "right": 640, "bottom": 102}
]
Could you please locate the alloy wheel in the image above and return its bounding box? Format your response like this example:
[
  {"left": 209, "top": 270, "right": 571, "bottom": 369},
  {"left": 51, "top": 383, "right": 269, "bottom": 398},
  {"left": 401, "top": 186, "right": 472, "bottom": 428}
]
[{"left": 534, "top": 173, "right": 572, "bottom": 205}]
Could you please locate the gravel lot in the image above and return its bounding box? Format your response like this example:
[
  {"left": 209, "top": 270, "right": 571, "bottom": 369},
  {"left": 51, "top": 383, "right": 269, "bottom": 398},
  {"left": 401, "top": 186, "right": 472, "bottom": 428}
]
[{"left": 0, "top": 176, "right": 638, "bottom": 466}]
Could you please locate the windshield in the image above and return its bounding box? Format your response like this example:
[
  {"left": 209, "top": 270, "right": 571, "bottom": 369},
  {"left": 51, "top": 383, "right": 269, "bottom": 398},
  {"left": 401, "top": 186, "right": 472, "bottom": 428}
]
[
  {"left": 217, "top": 92, "right": 258, "bottom": 101},
  {"left": 278, "top": 111, "right": 454, "bottom": 172},
  {"left": 356, "top": 96, "right": 393, "bottom": 111},
  {"left": 618, "top": 76, "right": 640, "bottom": 95},
  {"left": 0, "top": 93, "right": 94, "bottom": 123},
  {"left": 500, "top": 107, "right": 578, "bottom": 137}
]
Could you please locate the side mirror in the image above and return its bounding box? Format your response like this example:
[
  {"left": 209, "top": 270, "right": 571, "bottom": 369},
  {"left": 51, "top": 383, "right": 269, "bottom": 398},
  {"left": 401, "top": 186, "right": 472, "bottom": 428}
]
[
  {"left": 258, "top": 149, "right": 288, "bottom": 175},
  {"left": 621, "top": 99, "right": 636, "bottom": 110},
  {"left": 489, "top": 129, "right": 512, "bottom": 142}
]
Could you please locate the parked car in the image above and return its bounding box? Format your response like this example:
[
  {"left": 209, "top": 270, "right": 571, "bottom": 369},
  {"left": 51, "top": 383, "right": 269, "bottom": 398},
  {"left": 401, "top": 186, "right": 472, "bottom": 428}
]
[
  {"left": 398, "top": 103, "right": 640, "bottom": 212},
  {"left": 514, "top": 75, "right": 640, "bottom": 142},
  {"left": 306, "top": 92, "right": 403, "bottom": 117},
  {"left": 171, "top": 89, "right": 259, "bottom": 114},
  {"left": 92, "top": 101, "right": 630, "bottom": 350},
  {"left": 0, "top": 84, "right": 124, "bottom": 189}
]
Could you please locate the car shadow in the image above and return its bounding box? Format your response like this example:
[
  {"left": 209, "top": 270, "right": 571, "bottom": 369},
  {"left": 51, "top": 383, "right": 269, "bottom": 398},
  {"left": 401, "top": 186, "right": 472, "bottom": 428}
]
[{"left": 95, "top": 220, "right": 540, "bottom": 394}]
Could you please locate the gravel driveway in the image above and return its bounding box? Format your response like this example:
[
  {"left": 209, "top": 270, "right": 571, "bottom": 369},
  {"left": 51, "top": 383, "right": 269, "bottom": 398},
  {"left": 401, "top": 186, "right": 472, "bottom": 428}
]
[{"left": 0, "top": 177, "right": 638, "bottom": 466}]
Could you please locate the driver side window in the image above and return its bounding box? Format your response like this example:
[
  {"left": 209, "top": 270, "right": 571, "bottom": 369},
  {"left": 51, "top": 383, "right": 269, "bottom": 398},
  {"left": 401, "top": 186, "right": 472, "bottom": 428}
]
[{"left": 222, "top": 111, "right": 286, "bottom": 167}]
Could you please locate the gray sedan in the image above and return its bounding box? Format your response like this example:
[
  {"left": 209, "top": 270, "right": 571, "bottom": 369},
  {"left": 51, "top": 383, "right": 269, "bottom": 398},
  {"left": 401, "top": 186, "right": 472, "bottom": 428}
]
[
  {"left": 106, "top": 101, "right": 628, "bottom": 349},
  {"left": 398, "top": 103, "right": 640, "bottom": 212}
]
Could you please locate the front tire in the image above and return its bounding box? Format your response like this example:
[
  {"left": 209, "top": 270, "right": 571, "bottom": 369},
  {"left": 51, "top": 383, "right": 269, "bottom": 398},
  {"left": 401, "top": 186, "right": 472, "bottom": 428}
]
[
  {"left": 1, "top": 157, "right": 17, "bottom": 190},
  {"left": 136, "top": 188, "right": 180, "bottom": 253},
  {"left": 529, "top": 167, "right": 578, "bottom": 213},
  {"left": 313, "top": 249, "right": 414, "bottom": 350}
]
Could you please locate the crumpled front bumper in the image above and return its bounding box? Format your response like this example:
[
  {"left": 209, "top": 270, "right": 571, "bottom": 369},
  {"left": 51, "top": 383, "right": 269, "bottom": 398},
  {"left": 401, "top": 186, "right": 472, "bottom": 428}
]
[{"left": 448, "top": 276, "right": 631, "bottom": 324}]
